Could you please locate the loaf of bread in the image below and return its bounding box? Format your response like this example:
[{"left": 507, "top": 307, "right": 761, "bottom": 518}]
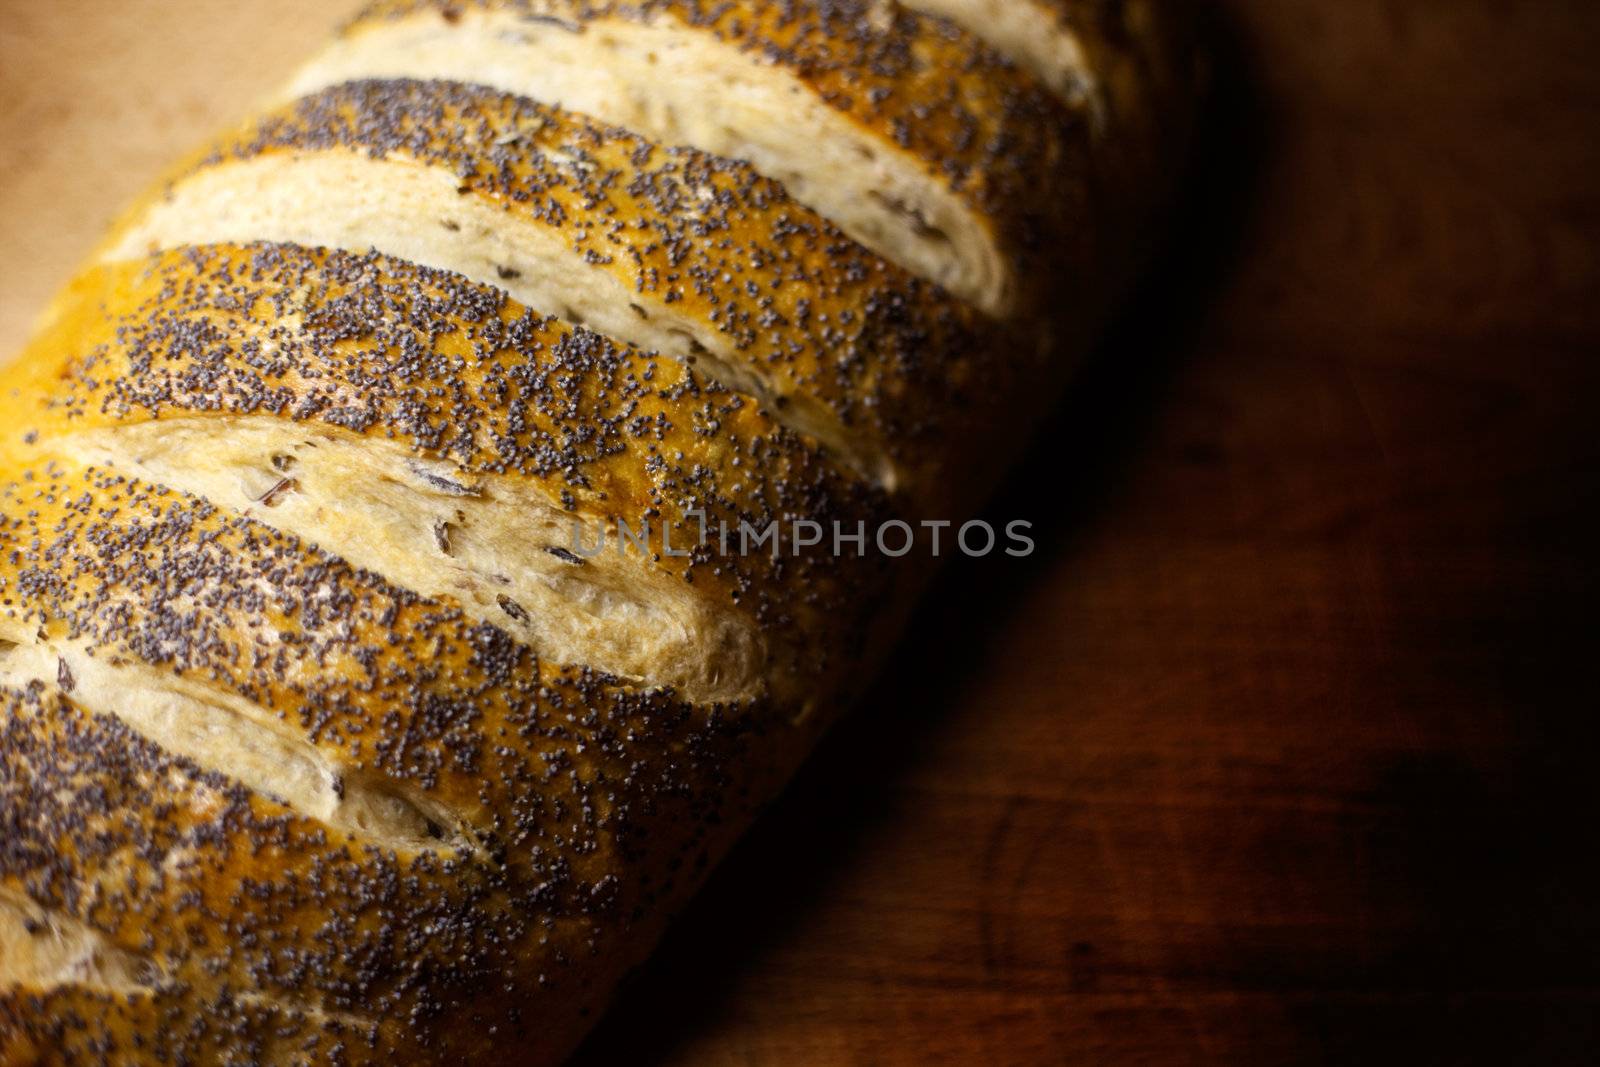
[{"left": 0, "top": 2, "right": 1196, "bottom": 1063}]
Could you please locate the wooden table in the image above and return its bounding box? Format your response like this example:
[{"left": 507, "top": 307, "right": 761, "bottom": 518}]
[{"left": 4, "top": 2, "right": 1599, "bottom": 1063}]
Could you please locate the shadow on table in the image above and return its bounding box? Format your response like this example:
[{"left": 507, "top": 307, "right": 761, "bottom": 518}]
[{"left": 570, "top": 10, "right": 1271, "bottom": 1064}]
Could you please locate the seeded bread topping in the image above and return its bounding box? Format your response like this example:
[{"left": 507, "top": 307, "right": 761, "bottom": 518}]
[
  {"left": 6, "top": 243, "right": 893, "bottom": 705},
  {"left": 108, "top": 80, "right": 1027, "bottom": 506},
  {"left": 333, "top": 0, "right": 1091, "bottom": 313},
  {"left": 0, "top": 0, "right": 1192, "bottom": 1061},
  {"left": 0, "top": 466, "right": 775, "bottom": 1063}
]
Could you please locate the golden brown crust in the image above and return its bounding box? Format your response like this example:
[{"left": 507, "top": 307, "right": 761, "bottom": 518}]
[
  {"left": 346, "top": 0, "right": 1090, "bottom": 312},
  {"left": 0, "top": 686, "right": 640, "bottom": 1065},
  {"left": 896, "top": 0, "right": 1199, "bottom": 318},
  {"left": 1, "top": 979, "right": 386, "bottom": 1067},
  {"left": 2, "top": 243, "right": 894, "bottom": 705},
  {"left": 1030, "top": 0, "right": 1195, "bottom": 103},
  {"left": 0, "top": 3, "right": 1193, "bottom": 1062},
  {"left": 0, "top": 465, "right": 787, "bottom": 1063},
  {"left": 1034, "top": 0, "right": 1200, "bottom": 182},
  {"left": 110, "top": 80, "right": 1029, "bottom": 508}
]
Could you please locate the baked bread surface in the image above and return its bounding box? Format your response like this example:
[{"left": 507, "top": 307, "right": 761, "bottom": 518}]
[{"left": 0, "top": 1, "right": 1195, "bottom": 1063}]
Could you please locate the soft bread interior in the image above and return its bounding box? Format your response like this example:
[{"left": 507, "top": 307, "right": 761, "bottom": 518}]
[
  {"left": 0, "top": 889, "right": 157, "bottom": 995},
  {"left": 101, "top": 152, "right": 890, "bottom": 489},
  {"left": 283, "top": 8, "right": 1009, "bottom": 315},
  {"left": 0, "top": 635, "right": 471, "bottom": 852},
  {"left": 56, "top": 418, "right": 764, "bottom": 705},
  {"left": 899, "top": 0, "right": 1100, "bottom": 115}
]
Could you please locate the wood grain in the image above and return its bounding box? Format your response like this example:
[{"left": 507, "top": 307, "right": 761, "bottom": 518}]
[{"left": 4, "top": 1, "right": 1600, "bottom": 1064}]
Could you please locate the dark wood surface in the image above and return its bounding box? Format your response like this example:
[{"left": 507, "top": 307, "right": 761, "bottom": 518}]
[{"left": 5, "top": 2, "right": 1600, "bottom": 1063}]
